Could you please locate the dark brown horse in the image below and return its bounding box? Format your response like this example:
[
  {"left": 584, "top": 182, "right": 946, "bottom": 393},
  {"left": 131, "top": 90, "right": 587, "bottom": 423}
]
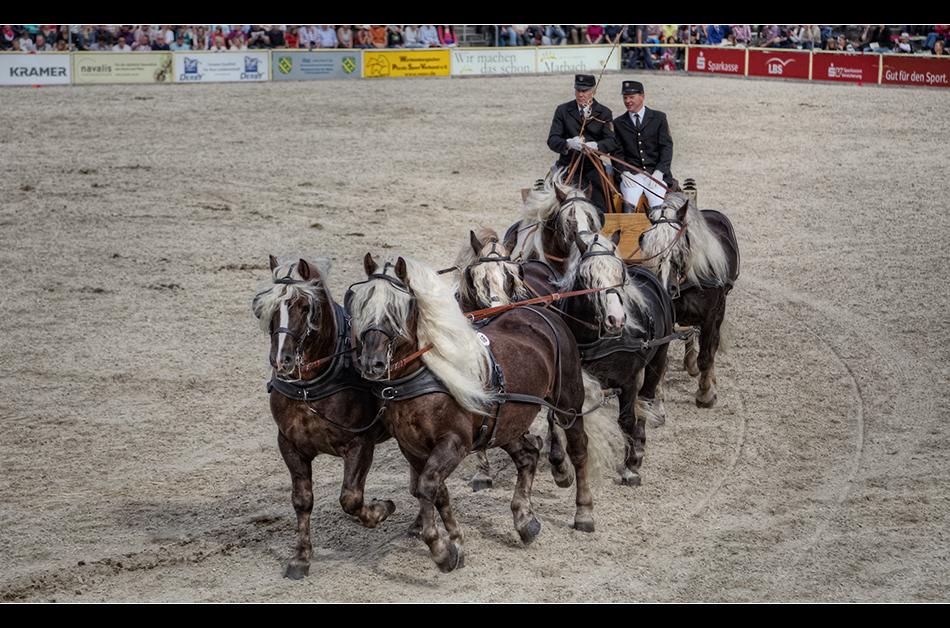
[
  {"left": 252, "top": 256, "right": 394, "bottom": 579},
  {"left": 347, "top": 253, "right": 596, "bottom": 572},
  {"left": 638, "top": 192, "right": 740, "bottom": 407},
  {"left": 555, "top": 231, "right": 675, "bottom": 486}
]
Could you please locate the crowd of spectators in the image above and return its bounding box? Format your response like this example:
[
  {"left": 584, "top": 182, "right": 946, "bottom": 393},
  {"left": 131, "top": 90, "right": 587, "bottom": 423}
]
[
  {"left": 3, "top": 25, "right": 948, "bottom": 59},
  {"left": 0, "top": 25, "right": 465, "bottom": 52}
]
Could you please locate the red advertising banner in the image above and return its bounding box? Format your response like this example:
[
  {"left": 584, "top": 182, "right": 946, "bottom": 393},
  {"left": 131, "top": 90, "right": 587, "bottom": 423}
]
[
  {"left": 687, "top": 47, "right": 745, "bottom": 75},
  {"left": 811, "top": 52, "right": 880, "bottom": 84},
  {"left": 881, "top": 55, "right": 950, "bottom": 88},
  {"left": 747, "top": 49, "right": 810, "bottom": 80}
]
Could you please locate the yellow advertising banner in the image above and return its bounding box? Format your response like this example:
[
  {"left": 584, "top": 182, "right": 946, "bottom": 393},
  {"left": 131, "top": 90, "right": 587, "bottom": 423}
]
[
  {"left": 363, "top": 49, "right": 450, "bottom": 77},
  {"left": 72, "top": 52, "right": 174, "bottom": 85}
]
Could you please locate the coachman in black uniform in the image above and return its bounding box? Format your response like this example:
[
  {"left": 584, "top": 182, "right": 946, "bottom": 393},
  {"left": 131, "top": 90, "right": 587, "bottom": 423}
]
[
  {"left": 547, "top": 74, "right": 619, "bottom": 221},
  {"left": 613, "top": 80, "right": 675, "bottom": 211}
]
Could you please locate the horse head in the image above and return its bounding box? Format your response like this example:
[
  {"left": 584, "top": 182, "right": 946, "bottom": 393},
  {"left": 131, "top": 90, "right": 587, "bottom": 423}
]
[
  {"left": 253, "top": 255, "right": 335, "bottom": 379},
  {"left": 458, "top": 228, "right": 526, "bottom": 311},
  {"left": 566, "top": 230, "right": 628, "bottom": 337},
  {"left": 347, "top": 254, "right": 418, "bottom": 381},
  {"left": 640, "top": 192, "right": 692, "bottom": 298}
]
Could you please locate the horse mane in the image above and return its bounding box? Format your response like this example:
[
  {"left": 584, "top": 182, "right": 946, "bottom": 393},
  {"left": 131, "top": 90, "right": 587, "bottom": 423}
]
[
  {"left": 350, "top": 256, "right": 492, "bottom": 413},
  {"left": 555, "top": 232, "right": 647, "bottom": 335},
  {"left": 251, "top": 256, "right": 332, "bottom": 332},
  {"left": 513, "top": 168, "right": 600, "bottom": 266},
  {"left": 645, "top": 192, "right": 730, "bottom": 285}
]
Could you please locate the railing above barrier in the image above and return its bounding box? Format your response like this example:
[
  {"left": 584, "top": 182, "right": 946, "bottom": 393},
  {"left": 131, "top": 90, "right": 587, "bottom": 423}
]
[{"left": 2, "top": 45, "right": 948, "bottom": 89}]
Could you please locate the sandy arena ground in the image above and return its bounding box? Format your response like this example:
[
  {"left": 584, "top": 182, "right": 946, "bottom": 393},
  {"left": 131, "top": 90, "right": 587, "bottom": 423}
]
[{"left": 1, "top": 70, "right": 948, "bottom": 602}]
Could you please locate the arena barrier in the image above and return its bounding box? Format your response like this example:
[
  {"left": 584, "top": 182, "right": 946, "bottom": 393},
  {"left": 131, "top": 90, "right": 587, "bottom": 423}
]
[{"left": 2, "top": 45, "right": 948, "bottom": 89}]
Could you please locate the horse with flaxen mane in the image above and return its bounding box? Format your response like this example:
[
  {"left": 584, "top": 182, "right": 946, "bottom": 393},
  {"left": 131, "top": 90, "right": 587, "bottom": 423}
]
[
  {"left": 638, "top": 192, "right": 740, "bottom": 407},
  {"left": 506, "top": 169, "right": 603, "bottom": 276},
  {"left": 252, "top": 256, "right": 394, "bottom": 579},
  {"left": 347, "top": 253, "right": 598, "bottom": 572},
  {"left": 554, "top": 230, "right": 675, "bottom": 486}
]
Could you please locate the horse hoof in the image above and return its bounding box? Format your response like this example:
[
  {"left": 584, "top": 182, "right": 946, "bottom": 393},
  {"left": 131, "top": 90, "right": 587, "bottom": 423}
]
[
  {"left": 407, "top": 522, "right": 423, "bottom": 540},
  {"left": 436, "top": 542, "right": 463, "bottom": 573},
  {"left": 518, "top": 516, "right": 542, "bottom": 545},
  {"left": 283, "top": 560, "right": 310, "bottom": 580},
  {"left": 472, "top": 477, "right": 493, "bottom": 492},
  {"left": 620, "top": 471, "right": 642, "bottom": 487},
  {"left": 552, "top": 464, "right": 575, "bottom": 488},
  {"left": 574, "top": 519, "right": 595, "bottom": 534},
  {"left": 366, "top": 499, "right": 396, "bottom": 527},
  {"left": 695, "top": 395, "right": 717, "bottom": 408}
]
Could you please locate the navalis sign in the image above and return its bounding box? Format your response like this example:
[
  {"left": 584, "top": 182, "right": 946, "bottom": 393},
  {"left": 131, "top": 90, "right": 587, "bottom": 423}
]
[{"left": 881, "top": 55, "right": 950, "bottom": 87}]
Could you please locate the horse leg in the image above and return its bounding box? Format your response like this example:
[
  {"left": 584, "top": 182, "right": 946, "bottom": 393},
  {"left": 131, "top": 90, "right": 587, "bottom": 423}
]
[
  {"left": 277, "top": 432, "right": 315, "bottom": 579},
  {"left": 547, "top": 411, "right": 575, "bottom": 488},
  {"left": 412, "top": 437, "right": 467, "bottom": 572},
  {"left": 501, "top": 435, "right": 542, "bottom": 544},
  {"left": 339, "top": 437, "right": 395, "bottom": 528},
  {"left": 617, "top": 385, "right": 645, "bottom": 487},
  {"left": 640, "top": 345, "right": 670, "bottom": 428},
  {"left": 470, "top": 450, "right": 493, "bottom": 492},
  {"left": 433, "top": 480, "right": 465, "bottom": 569},
  {"left": 407, "top": 466, "right": 423, "bottom": 539},
  {"left": 684, "top": 333, "right": 700, "bottom": 377},
  {"left": 560, "top": 417, "right": 595, "bottom": 532},
  {"left": 696, "top": 301, "right": 726, "bottom": 408}
]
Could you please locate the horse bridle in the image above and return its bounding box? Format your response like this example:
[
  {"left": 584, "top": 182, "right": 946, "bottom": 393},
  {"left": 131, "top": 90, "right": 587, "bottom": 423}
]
[
  {"left": 576, "top": 235, "right": 627, "bottom": 339},
  {"left": 465, "top": 238, "right": 523, "bottom": 304},
  {"left": 345, "top": 263, "right": 420, "bottom": 378},
  {"left": 641, "top": 210, "right": 692, "bottom": 296}
]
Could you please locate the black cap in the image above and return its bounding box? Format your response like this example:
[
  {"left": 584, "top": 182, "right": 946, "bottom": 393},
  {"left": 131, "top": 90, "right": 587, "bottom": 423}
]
[
  {"left": 574, "top": 74, "right": 596, "bottom": 90},
  {"left": 621, "top": 80, "right": 644, "bottom": 94}
]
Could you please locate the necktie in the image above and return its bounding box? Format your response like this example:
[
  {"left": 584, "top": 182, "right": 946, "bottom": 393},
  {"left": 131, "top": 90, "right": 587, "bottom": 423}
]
[{"left": 634, "top": 113, "right": 641, "bottom": 130}]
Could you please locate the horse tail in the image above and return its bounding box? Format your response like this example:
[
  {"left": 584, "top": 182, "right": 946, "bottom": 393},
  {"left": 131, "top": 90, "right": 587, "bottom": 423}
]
[
  {"left": 717, "top": 318, "right": 731, "bottom": 355},
  {"left": 574, "top": 370, "right": 626, "bottom": 489}
]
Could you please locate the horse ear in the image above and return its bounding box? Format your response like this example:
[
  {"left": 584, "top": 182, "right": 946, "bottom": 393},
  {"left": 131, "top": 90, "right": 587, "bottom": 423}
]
[
  {"left": 610, "top": 229, "right": 621, "bottom": 246},
  {"left": 583, "top": 182, "right": 593, "bottom": 200},
  {"left": 269, "top": 255, "right": 279, "bottom": 272},
  {"left": 676, "top": 196, "right": 689, "bottom": 223},
  {"left": 297, "top": 258, "right": 316, "bottom": 282},
  {"left": 555, "top": 183, "right": 567, "bottom": 204},
  {"left": 469, "top": 230, "right": 482, "bottom": 255},
  {"left": 395, "top": 257, "right": 410, "bottom": 286},
  {"left": 364, "top": 252, "right": 377, "bottom": 277},
  {"left": 574, "top": 231, "right": 589, "bottom": 255}
]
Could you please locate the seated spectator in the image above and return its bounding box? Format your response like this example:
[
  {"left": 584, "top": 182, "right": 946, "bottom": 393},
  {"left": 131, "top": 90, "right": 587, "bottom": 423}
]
[
  {"left": 419, "top": 24, "right": 440, "bottom": 47},
  {"left": 337, "top": 25, "right": 353, "bottom": 49},
  {"left": 706, "top": 25, "right": 733, "bottom": 45},
  {"left": 545, "top": 25, "right": 565, "bottom": 46},
  {"left": 283, "top": 26, "right": 297, "bottom": 49},
  {"left": 317, "top": 25, "right": 338, "bottom": 48},
  {"left": 762, "top": 25, "right": 791, "bottom": 48},
  {"left": 152, "top": 33, "right": 171, "bottom": 51},
  {"left": 210, "top": 33, "right": 228, "bottom": 52},
  {"left": 354, "top": 26, "right": 374, "bottom": 49},
  {"left": 134, "top": 35, "right": 151, "bottom": 51},
  {"left": 896, "top": 32, "right": 913, "bottom": 53},
  {"left": 404, "top": 25, "right": 424, "bottom": 48},
  {"left": 370, "top": 25, "right": 388, "bottom": 49},
  {"left": 387, "top": 25, "right": 405, "bottom": 48},
  {"left": 933, "top": 39, "right": 948, "bottom": 55},
  {"left": 112, "top": 35, "right": 132, "bottom": 52},
  {"left": 298, "top": 25, "right": 319, "bottom": 49},
  {"left": 246, "top": 26, "right": 267, "bottom": 49},
  {"left": 169, "top": 34, "right": 190, "bottom": 51},
  {"left": 585, "top": 24, "right": 604, "bottom": 44},
  {"left": 731, "top": 24, "right": 751, "bottom": 47},
  {"left": 438, "top": 25, "right": 458, "bottom": 47}
]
